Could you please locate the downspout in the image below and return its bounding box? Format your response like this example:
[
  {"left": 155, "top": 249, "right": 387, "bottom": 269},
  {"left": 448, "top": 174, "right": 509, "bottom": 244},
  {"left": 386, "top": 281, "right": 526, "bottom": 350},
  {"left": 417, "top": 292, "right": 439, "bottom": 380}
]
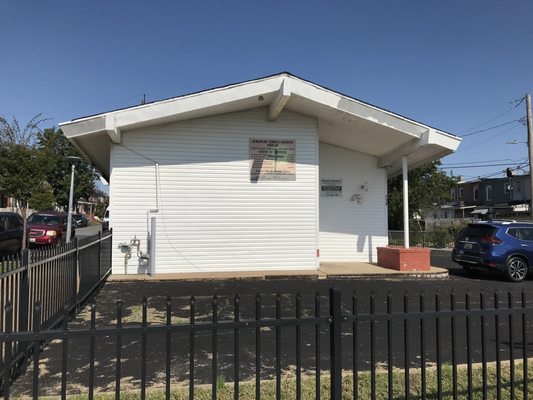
[{"left": 146, "top": 162, "right": 160, "bottom": 274}]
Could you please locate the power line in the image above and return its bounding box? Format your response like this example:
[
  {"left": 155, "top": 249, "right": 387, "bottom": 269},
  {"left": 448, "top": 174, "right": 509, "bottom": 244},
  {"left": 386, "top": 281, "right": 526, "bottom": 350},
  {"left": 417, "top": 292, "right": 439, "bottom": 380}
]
[
  {"left": 442, "top": 157, "right": 527, "bottom": 166},
  {"left": 449, "top": 163, "right": 529, "bottom": 182},
  {"left": 456, "top": 122, "right": 523, "bottom": 152},
  {"left": 441, "top": 162, "right": 525, "bottom": 169},
  {"left": 459, "top": 96, "right": 525, "bottom": 134},
  {"left": 459, "top": 119, "right": 524, "bottom": 137}
]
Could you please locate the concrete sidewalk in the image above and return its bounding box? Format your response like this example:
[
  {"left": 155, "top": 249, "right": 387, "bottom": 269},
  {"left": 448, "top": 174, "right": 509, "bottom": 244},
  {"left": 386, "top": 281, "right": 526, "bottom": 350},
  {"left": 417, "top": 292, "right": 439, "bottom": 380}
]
[{"left": 109, "top": 262, "right": 448, "bottom": 281}]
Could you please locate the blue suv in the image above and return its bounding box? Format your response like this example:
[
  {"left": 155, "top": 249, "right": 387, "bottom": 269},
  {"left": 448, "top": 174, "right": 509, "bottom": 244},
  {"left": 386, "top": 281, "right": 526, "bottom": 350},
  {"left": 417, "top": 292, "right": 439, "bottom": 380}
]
[{"left": 452, "top": 221, "right": 533, "bottom": 282}]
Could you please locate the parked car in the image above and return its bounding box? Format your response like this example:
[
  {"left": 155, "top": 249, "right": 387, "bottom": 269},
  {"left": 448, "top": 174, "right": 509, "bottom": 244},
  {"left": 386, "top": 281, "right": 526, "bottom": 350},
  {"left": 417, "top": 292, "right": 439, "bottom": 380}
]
[
  {"left": 102, "top": 207, "right": 109, "bottom": 231},
  {"left": 27, "top": 211, "right": 74, "bottom": 247},
  {"left": 73, "top": 213, "right": 89, "bottom": 228},
  {"left": 0, "top": 212, "right": 24, "bottom": 256},
  {"left": 452, "top": 221, "right": 533, "bottom": 282}
]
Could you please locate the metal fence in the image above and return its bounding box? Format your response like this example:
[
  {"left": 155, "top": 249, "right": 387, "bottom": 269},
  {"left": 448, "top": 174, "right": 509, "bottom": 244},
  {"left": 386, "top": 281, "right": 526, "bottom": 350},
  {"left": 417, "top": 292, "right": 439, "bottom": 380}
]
[
  {"left": 1, "top": 287, "right": 532, "bottom": 399},
  {"left": 0, "top": 230, "right": 112, "bottom": 393},
  {"left": 388, "top": 230, "right": 457, "bottom": 248}
]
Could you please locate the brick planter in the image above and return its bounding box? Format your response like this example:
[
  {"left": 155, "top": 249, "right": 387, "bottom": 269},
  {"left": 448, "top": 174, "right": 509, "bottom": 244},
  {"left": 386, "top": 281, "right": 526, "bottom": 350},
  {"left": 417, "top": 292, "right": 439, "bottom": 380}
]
[{"left": 377, "top": 246, "right": 431, "bottom": 271}]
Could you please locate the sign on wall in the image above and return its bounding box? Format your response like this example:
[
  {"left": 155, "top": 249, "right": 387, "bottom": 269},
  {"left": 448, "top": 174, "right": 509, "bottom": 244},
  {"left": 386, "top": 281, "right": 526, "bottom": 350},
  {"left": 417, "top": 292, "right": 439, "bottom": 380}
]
[
  {"left": 321, "top": 179, "right": 343, "bottom": 197},
  {"left": 250, "top": 139, "right": 296, "bottom": 182}
]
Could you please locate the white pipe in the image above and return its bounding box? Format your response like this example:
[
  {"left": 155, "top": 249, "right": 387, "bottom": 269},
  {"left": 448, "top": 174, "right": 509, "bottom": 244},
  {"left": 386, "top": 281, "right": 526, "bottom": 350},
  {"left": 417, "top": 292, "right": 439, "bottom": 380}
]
[
  {"left": 146, "top": 162, "right": 160, "bottom": 254},
  {"left": 155, "top": 162, "right": 160, "bottom": 209},
  {"left": 402, "top": 156, "right": 409, "bottom": 249},
  {"left": 149, "top": 216, "right": 156, "bottom": 275}
]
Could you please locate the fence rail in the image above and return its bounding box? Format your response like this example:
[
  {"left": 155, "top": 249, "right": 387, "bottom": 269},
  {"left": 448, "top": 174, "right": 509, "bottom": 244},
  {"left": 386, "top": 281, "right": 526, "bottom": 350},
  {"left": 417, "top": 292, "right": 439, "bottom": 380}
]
[
  {"left": 1, "top": 287, "right": 532, "bottom": 399},
  {"left": 0, "top": 230, "right": 112, "bottom": 393}
]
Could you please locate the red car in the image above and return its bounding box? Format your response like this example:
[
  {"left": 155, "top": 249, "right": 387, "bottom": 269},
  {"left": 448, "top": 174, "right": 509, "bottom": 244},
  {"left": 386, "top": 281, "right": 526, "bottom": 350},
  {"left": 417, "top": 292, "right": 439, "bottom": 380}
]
[{"left": 27, "top": 211, "right": 75, "bottom": 247}]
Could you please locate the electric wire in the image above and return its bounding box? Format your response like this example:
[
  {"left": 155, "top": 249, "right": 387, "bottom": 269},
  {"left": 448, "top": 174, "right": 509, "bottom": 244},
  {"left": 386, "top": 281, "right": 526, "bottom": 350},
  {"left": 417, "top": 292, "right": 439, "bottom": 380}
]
[
  {"left": 459, "top": 96, "right": 525, "bottom": 134},
  {"left": 456, "top": 121, "right": 523, "bottom": 152},
  {"left": 459, "top": 119, "right": 524, "bottom": 137}
]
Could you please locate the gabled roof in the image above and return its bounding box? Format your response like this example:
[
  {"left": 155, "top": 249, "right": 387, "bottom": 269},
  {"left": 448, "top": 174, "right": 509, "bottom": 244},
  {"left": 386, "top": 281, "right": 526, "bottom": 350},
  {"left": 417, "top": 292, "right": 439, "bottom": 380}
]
[{"left": 60, "top": 72, "right": 461, "bottom": 180}]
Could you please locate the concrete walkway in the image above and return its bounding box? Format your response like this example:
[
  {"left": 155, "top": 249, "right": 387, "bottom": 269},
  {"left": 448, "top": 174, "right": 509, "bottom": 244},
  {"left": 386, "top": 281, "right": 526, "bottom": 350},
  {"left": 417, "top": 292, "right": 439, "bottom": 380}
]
[{"left": 109, "top": 262, "right": 448, "bottom": 281}]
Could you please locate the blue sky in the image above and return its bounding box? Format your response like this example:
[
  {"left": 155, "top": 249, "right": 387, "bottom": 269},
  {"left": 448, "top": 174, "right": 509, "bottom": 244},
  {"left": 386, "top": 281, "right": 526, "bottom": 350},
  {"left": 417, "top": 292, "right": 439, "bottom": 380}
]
[{"left": 1, "top": 1, "right": 532, "bottom": 182}]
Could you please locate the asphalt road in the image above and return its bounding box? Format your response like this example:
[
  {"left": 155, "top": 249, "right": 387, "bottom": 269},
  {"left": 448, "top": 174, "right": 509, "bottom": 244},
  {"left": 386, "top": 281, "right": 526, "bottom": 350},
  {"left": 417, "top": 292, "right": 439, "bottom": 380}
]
[
  {"left": 11, "top": 249, "right": 533, "bottom": 396},
  {"left": 75, "top": 224, "right": 102, "bottom": 238}
]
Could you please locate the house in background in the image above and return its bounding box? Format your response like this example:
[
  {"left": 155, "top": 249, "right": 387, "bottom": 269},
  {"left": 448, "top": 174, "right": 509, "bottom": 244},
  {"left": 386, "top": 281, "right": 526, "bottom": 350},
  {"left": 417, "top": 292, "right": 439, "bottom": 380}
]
[
  {"left": 60, "top": 73, "right": 460, "bottom": 275},
  {"left": 430, "top": 174, "right": 531, "bottom": 224}
]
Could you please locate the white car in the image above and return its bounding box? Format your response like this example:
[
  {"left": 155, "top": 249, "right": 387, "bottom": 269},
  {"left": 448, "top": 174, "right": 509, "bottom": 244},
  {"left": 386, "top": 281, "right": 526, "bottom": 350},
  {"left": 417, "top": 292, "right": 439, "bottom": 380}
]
[{"left": 102, "top": 207, "right": 110, "bottom": 231}]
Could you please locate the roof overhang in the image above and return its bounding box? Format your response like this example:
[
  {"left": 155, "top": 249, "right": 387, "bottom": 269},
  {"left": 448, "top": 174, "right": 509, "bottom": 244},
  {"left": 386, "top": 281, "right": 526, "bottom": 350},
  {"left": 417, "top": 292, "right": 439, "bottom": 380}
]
[{"left": 60, "top": 73, "right": 461, "bottom": 180}]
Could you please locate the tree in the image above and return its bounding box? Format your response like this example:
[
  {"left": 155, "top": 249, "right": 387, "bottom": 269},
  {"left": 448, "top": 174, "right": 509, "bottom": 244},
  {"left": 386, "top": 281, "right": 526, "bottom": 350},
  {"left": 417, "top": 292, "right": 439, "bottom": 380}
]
[
  {"left": 37, "top": 128, "right": 96, "bottom": 209},
  {"left": 29, "top": 182, "right": 56, "bottom": 210},
  {"left": 387, "top": 161, "right": 459, "bottom": 230},
  {"left": 0, "top": 114, "right": 48, "bottom": 248}
]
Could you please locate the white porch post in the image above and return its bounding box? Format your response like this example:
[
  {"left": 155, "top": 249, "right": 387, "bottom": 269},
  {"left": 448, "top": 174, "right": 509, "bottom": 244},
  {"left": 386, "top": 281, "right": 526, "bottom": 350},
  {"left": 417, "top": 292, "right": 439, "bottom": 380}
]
[{"left": 402, "top": 156, "right": 409, "bottom": 249}]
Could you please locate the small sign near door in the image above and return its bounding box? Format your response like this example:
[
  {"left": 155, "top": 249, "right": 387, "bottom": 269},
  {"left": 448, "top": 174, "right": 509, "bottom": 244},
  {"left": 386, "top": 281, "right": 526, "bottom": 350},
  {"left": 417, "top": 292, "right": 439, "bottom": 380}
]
[{"left": 321, "top": 179, "right": 343, "bottom": 197}]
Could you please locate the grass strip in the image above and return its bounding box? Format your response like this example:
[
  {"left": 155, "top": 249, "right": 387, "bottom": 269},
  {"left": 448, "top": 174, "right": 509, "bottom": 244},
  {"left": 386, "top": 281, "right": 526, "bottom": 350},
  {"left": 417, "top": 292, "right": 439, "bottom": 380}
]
[{"left": 29, "top": 361, "right": 533, "bottom": 399}]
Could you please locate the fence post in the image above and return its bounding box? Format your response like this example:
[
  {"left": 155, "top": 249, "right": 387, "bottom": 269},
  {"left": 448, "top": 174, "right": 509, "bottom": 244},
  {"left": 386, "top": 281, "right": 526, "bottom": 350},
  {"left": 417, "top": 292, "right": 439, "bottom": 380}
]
[
  {"left": 329, "top": 287, "right": 342, "bottom": 400},
  {"left": 17, "top": 249, "right": 30, "bottom": 369},
  {"left": 72, "top": 237, "right": 79, "bottom": 310},
  {"left": 97, "top": 231, "right": 102, "bottom": 279},
  {"left": 109, "top": 228, "right": 113, "bottom": 273}
]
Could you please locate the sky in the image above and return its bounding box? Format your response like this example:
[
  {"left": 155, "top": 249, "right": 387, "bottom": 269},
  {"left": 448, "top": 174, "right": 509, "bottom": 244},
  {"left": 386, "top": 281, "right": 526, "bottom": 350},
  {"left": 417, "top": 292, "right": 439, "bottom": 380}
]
[{"left": 1, "top": 1, "right": 532, "bottom": 183}]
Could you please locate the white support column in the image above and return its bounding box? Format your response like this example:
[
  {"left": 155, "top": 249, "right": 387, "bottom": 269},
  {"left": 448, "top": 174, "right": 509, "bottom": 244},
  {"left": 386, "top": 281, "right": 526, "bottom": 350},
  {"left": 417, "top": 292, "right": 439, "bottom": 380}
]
[{"left": 402, "top": 156, "right": 409, "bottom": 249}]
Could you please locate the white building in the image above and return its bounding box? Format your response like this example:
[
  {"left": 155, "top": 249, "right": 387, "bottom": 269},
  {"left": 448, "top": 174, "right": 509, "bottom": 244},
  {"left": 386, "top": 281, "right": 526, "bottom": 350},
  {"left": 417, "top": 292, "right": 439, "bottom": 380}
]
[{"left": 60, "top": 73, "right": 461, "bottom": 274}]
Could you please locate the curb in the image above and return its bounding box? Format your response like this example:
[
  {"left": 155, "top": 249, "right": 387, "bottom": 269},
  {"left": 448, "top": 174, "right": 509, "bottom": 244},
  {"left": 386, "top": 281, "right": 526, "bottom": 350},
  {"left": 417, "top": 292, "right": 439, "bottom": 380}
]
[{"left": 109, "top": 270, "right": 450, "bottom": 282}]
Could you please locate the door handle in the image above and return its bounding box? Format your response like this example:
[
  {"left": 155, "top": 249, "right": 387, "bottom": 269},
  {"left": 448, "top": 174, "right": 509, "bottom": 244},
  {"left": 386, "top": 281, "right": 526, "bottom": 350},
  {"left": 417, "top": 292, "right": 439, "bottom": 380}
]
[{"left": 521, "top": 244, "right": 528, "bottom": 247}]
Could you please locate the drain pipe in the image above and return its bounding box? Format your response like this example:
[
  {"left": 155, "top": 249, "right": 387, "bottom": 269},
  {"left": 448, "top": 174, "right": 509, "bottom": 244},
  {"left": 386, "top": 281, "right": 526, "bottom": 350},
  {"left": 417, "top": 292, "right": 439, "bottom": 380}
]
[{"left": 146, "top": 162, "right": 160, "bottom": 274}]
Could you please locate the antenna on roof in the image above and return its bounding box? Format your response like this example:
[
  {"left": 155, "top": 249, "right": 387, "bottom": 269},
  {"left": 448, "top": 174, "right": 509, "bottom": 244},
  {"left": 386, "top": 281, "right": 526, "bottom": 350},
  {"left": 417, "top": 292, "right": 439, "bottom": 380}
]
[{"left": 141, "top": 94, "right": 146, "bottom": 105}]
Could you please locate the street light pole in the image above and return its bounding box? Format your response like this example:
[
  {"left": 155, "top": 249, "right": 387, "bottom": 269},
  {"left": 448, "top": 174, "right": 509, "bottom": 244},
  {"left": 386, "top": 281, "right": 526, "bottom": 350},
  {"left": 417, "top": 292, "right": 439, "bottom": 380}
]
[{"left": 66, "top": 156, "right": 81, "bottom": 243}]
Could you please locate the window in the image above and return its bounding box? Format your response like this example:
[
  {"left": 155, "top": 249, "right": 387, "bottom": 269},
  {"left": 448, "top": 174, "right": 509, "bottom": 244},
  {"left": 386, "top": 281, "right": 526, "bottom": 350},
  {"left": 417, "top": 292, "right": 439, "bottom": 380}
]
[
  {"left": 451, "top": 188, "right": 457, "bottom": 203},
  {"left": 508, "top": 228, "right": 533, "bottom": 241},
  {"left": 504, "top": 180, "right": 512, "bottom": 194},
  {"left": 486, "top": 185, "right": 492, "bottom": 202},
  {"left": 473, "top": 186, "right": 479, "bottom": 201}
]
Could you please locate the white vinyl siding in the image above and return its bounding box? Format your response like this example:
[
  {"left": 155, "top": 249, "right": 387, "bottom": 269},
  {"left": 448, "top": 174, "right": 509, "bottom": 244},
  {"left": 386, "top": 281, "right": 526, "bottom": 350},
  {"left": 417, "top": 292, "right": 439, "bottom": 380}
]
[
  {"left": 109, "top": 108, "right": 319, "bottom": 273},
  {"left": 318, "top": 143, "right": 387, "bottom": 262}
]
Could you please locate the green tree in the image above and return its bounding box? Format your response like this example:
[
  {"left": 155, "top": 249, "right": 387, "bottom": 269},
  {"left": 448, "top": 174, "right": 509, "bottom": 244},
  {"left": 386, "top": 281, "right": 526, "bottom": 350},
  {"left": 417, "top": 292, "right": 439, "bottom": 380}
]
[
  {"left": 29, "top": 182, "right": 56, "bottom": 210},
  {"left": 0, "top": 114, "right": 48, "bottom": 248},
  {"left": 387, "top": 161, "right": 459, "bottom": 230},
  {"left": 37, "top": 128, "right": 96, "bottom": 209}
]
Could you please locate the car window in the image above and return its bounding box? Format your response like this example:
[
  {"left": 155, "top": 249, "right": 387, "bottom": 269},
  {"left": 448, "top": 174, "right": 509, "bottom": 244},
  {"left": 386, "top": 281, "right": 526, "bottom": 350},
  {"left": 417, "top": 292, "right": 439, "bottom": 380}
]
[
  {"left": 27, "top": 214, "right": 61, "bottom": 226},
  {"left": 508, "top": 228, "right": 521, "bottom": 239},
  {"left": 508, "top": 228, "right": 533, "bottom": 241},
  {"left": 7, "top": 215, "right": 21, "bottom": 229},
  {"left": 457, "top": 225, "right": 497, "bottom": 240},
  {"left": 520, "top": 228, "right": 533, "bottom": 241}
]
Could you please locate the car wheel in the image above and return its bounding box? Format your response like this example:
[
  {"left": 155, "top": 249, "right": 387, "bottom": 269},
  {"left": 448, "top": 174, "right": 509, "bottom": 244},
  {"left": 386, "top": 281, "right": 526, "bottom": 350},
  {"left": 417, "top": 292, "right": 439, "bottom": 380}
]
[{"left": 505, "top": 256, "right": 528, "bottom": 282}]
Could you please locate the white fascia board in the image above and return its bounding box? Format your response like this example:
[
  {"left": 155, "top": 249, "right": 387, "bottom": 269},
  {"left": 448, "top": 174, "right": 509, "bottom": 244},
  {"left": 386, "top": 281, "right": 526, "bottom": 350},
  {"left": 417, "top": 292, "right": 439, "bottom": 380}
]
[
  {"left": 59, "top": 74, "right": 286, "bottom": 140},
  {"left": 60, "top": 114, "right": 120, "bottom": 144},
  {"left": 289, "top": 78, "right": 428, "bottom": 138},
  {"left": 59, "top": 115, "right": 106, "bottom": 138},
  {"left": 94, "top": 76, "right": 284, "bottom": 132},
  {"left": 104, "top": 114, "right": 121, "bottom": 143},
  {"left": 268, "top": 78, "right": 291, "bottom": 121},
  {"left": 378, "top": 128, "right": 461, "bottom": 169}
]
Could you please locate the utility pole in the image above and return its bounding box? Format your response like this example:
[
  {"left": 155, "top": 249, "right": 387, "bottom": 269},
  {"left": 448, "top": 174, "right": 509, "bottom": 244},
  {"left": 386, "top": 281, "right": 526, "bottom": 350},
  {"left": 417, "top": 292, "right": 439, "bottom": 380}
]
[{"left": 527, "top": 94, "right": 533, "bottom": 222}]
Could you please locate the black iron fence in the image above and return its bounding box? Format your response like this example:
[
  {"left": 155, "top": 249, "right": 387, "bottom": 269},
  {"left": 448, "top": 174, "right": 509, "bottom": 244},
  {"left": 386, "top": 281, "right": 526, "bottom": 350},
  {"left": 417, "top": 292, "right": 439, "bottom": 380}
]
[
  {"left": 0, "top": 230, "right": 112, "bottom": 394},
  {"left": 2, "top": 286, "right": 532, "bottom": 399}
]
